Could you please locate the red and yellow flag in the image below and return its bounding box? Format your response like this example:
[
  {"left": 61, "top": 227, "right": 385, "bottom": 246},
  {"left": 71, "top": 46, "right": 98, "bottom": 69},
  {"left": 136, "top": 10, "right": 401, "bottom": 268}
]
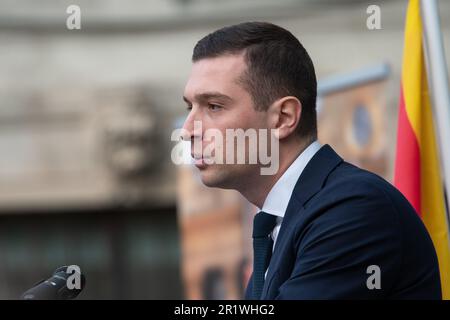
[{"left": 394, "top": 0, "right": 450, "bottom": 299}]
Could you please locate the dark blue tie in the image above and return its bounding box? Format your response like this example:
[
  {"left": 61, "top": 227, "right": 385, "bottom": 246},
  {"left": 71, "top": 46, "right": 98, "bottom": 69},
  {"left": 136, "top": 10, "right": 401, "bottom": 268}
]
[{"left": 252, "top": 211, "right": 277, "bottom": 299}]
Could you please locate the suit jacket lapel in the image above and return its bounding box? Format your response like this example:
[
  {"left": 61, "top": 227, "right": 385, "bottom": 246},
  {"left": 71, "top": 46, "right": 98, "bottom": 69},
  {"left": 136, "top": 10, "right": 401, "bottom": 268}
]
[{"left": 260, "top": 144, "right": 343, "bottom": 299}]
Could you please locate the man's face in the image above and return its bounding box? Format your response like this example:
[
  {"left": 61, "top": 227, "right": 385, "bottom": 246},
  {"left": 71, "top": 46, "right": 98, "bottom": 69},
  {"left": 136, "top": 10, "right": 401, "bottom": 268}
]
[{"left": 182, "top": 54, "right": 270, "bottom": 189}]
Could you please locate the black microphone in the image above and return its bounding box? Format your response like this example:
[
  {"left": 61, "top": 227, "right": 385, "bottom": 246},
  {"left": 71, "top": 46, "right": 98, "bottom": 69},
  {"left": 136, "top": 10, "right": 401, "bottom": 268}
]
[{"left": 21, "top": 266, "right": 86, "bottom": 300}]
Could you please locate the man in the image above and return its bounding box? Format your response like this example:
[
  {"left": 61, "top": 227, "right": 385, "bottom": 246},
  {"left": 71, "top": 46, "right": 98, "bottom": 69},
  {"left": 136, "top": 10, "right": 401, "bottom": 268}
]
[{"left": 181, "top": 22, "right": 441, "bottom": 299}]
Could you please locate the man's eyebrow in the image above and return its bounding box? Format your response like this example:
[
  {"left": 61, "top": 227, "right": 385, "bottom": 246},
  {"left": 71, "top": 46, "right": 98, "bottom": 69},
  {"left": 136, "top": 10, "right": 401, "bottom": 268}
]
[
  {"left": 183, "top": 92, "right": 233, "bottom": 104},
  {"left": 183, "top": 96, "right": 191, "bottom": 104}
]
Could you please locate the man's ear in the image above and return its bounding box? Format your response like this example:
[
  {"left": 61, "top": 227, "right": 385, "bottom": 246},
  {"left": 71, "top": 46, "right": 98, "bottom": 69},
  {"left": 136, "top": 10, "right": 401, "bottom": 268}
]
[{"left": 267, "top": 96, "right": 302, "bottom": 140}]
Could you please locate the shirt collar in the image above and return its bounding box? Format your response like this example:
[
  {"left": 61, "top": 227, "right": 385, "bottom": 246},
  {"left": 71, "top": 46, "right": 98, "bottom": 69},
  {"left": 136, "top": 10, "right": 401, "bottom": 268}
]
[{"left": 259, "top": 140, "right": 322, "bottom": 218}]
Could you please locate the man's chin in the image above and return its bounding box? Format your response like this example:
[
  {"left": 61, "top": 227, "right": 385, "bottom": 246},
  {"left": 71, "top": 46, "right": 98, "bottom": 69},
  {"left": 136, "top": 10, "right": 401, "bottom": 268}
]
[
  {"left": 198, "top": 168, "right": 230, "bottom": 189},
  {"left": 199, "top": 173, "right": 222, "bottom": 188}
]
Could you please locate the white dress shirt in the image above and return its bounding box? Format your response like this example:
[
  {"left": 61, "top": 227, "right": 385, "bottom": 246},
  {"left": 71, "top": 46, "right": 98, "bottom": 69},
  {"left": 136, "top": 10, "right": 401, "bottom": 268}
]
[{"left": 258, "top": 140, "right": 322, "bottom": 251}]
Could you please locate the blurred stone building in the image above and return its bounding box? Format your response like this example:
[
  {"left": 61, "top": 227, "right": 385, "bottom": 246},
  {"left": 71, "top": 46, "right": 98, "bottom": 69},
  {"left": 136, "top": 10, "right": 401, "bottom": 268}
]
[{"left": 0, "top": 0, "right": 449, "bottom": 299}]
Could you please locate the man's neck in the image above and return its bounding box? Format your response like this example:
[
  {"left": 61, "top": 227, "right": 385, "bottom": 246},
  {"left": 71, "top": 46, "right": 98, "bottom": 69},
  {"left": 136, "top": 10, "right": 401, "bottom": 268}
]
[{"left": 240, "top": 138, "right": 313, "bottom": 208}]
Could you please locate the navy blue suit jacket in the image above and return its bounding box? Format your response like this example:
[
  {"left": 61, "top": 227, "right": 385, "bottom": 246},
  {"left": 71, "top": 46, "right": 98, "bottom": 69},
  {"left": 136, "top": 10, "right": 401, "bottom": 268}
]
[{"left": 245, "top": 145, "right": 441, "bottom": 299}]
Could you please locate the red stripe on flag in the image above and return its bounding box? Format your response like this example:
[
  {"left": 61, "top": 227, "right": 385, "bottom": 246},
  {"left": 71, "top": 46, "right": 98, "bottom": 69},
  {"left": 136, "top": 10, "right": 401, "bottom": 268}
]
[{"left": 394, "top": 86, "right": 422, "bottom": 216}]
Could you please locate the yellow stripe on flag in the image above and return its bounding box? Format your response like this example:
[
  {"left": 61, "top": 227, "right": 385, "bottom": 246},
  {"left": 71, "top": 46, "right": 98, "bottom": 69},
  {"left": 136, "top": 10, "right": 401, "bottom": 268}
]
[{"left": 402, "top": 0, "right": 450, "bottom": 299}]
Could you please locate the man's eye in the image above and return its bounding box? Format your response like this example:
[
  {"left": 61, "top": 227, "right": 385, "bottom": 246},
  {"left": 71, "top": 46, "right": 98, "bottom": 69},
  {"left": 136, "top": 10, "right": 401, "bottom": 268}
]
[
  {"left": 208, "top": 104, "right": 222, "bottom": 111},
  {"left": 186, "top": 105, "right": 192, "bottom": 111}
]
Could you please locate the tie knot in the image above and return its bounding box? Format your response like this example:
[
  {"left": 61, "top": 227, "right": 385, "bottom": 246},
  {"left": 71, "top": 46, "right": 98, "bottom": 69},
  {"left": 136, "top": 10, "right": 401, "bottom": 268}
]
[{"left": 253, "top": 211, "right": 277, "bottom": 238}]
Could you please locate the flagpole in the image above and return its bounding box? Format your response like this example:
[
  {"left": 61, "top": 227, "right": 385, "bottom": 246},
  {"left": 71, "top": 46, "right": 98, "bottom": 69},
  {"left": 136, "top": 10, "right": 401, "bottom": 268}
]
[{"left": 421, "top": 0, "right": 450, "bottom": 219}]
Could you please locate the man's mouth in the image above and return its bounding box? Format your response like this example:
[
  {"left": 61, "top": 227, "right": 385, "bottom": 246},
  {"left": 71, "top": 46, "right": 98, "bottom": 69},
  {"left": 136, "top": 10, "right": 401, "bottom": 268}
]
[{"left": 191, "top": 154, "right": 208, "bottom": 167}]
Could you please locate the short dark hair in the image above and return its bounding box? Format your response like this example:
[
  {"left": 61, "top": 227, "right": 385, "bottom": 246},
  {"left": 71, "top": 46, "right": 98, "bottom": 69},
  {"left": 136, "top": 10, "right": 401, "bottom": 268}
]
[{"left": 192, "top": 21, "right": 317, "bottom": 140}]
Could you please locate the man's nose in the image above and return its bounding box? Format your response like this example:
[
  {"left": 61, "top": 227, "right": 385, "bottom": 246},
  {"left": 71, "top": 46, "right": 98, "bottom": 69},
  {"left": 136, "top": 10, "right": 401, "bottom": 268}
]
[{"left": 181, "top": 109, "right": 201, "bottom": 141}]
